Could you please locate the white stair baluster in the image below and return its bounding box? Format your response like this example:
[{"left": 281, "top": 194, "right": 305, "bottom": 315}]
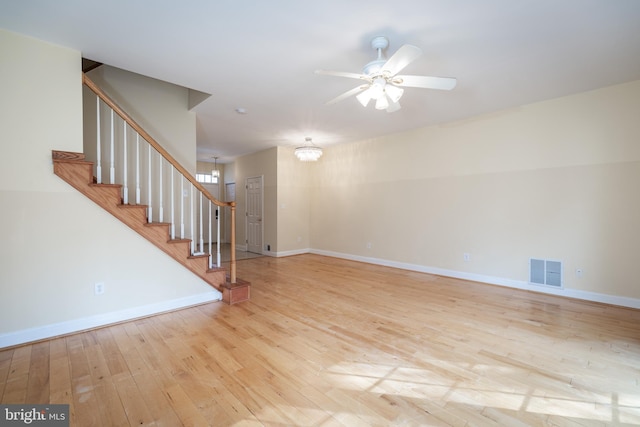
[
  {"left": 199, "top": 192, "right": 204, "bottom": 253},
  {"left": 170, "top": 165, "right": 176, "bottom": 240},
  {"left": 190, "top": 184, "right": 195, "bottom": 255},
  {"left": 158, "top": 157, "right": 163, "bottom": 222},
  {"left": 122, "top": 122, "right": 128, "bottom": 204},
  {"left": 170, "top": 165, "right": 175, "bottom": 239},
  {"left": 135, "top": 134, "right": 140, "bottom": 204},
  {"left": 96, "top": 96, "right": 102, "bottom": 184},
  {"left": 208, "top": 199, "right": 212, "bottom": 268},
  {"left": 147, "top": 146, "right": 152, "bottom": 223},
  {"left": 216, "top": 205, "right": 221, "bottom": 267},
  {"left": 109, "top": 110, "right": 115, "bottom": 184},
  {"left": 180, "top": 176, "right": 185, "bottom": 239}
]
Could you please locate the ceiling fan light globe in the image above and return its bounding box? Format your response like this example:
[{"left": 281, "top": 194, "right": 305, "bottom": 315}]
[
  {"left": 370, "top": 77, "right": 386, "bottom": 100},
  {"left": 375, "top": 94, "right": 389, "bottom": 110},
  {"left": 356, "top": 87, "right": 375, "bottom": 107},
  {"left": 385, "top": 85, "right": 404, "bottom": 103},
  {"left": 356, "top": 88, "right": 374, "bottom": 107},
  {"left": 386, "top": 100, "right": 401, "bottom": 113}
]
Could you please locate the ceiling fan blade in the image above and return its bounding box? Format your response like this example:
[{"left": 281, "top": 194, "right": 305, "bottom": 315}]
[
  {"left": 392, "top": 75, "right": 457, "bottom": 90},
  {"left": 326, "top": 85, "right": 369, "bottom": 105},
  {"left": 315, "top": 70, "right": 369, "bottom": 80},
  {"left": 381, "top": 44, "right": 422, "bottom": 76}
]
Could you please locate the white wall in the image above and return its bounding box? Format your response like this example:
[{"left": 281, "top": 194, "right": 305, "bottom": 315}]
[
  {"left": 0, "top": 30, "right": 219, "bottom": 348},
  {"left": 310, "top": 80, "right": 640, "bottom": 305}
]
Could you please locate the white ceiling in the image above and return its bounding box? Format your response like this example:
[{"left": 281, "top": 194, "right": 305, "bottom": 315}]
[{"left": 2, "top": 0, "right": 640, "bottom": 163}]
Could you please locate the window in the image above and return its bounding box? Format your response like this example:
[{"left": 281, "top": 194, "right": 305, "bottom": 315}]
[{"left": 196, "top": 173, "right": 218, "bottom": 184}]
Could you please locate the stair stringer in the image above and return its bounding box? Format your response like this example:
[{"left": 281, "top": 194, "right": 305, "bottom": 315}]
[{"left": 52, "top": 150, "right": 227, "bottom": 292}]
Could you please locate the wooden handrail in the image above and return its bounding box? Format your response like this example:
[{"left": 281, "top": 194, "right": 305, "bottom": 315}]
[
  {"left": 83, "top": 74, "right": 230, "bottom": 209},
  {"left": 83, "top": 73, "right": 236, "bottom": 283}
]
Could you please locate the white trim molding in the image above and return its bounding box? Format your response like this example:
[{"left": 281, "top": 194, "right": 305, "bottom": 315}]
[{"left": 0, "top": 291, "right": 221, "bottom": 349}]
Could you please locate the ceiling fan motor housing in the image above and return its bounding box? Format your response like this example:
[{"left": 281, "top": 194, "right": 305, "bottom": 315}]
[
  {"left": 363, "top": 36, "right": 390, "bottom": 76},
  {"left": 370, "top": 36, "right": 389, "bottom": 50}
]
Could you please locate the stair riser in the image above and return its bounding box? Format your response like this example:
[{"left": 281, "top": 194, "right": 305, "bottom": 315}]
[
  {"left": 54, "top": 162, "right": 93, "bottom": 187},
  {"left": 118, "top": 206, "right": 148, "bottom": 224}
]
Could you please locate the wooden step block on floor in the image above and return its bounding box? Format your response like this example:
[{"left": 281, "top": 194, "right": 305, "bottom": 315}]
[{"left": 222, "top": 278, "right": 251, "bottom": 305}]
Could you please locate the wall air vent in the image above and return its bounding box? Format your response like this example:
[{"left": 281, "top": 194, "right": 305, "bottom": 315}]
[{"left": 529, "top": 258, "right": 563, "bottom": 287}]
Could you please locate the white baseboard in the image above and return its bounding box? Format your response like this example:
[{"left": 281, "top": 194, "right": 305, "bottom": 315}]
[
  {"left": 0, "top": 291, "right": 222, "bottom": 349},
  {"left": 310, "top": 249, "right": 640, "bottom": 310},
  {"left": 272, "top": 248, "right": 310, "bottom": 257}
]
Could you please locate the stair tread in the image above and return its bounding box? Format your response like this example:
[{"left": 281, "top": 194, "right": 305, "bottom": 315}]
[
  {"left": 118, "top": 204, "right": 148, "bottom": 208},
  {"left": 144, "top": 222, "right": 171, "bottom": 227},
  {"left": 52, "top": 150, "right": 86, "bottom": 161},
  {"left": 89, "top": 183, "right": 122, "bottom": 188},
  {"left": 53, "top": 158, "right": 92, "bottom": 165}
]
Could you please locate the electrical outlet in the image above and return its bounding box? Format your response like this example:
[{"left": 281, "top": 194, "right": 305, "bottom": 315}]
[
  {"left": 366, "top": 242, "right": 372, "bottom": 249},
  {"left": 575, "top": 268, "right": 583, "bottom": 278},
  {"left": 463, "top": 253, "right": 471, "bottom": 262},
  {"left": 94, "top": 282, "right": 105, "bottom": 295}
]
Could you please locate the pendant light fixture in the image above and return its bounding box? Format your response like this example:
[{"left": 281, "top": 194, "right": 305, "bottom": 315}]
[
  {"left": 295, "top": 137, "right": 323, "bottom": 162},
  {"left": 212, "top": 157, "right": 220, "bottom": 180}
]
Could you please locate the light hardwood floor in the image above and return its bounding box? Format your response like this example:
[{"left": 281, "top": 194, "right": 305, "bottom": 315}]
[{"left": 1, "top": 254, "right": 639, "bottom": 426}]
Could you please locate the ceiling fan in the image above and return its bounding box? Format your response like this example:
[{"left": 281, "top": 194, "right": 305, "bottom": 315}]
[{"left": 315, "top": 36, "right": 457, "bottom": 113}]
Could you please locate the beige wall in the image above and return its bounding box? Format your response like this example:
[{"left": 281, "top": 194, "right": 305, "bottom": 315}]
[
  {"left": 197, "top": 160, "right": 225, "bottom": 176},
  {"left": 311, "top": 80, "right": 640, "bottom": 302},
  {"left": 0, "top": 30, "right": 218, "bottom": 346},
  {"left": 230, "top": 146, "right": 312, "bottom": 255},
  {"left": 276, "top": 146, "right": 312, "bottom": 255}
]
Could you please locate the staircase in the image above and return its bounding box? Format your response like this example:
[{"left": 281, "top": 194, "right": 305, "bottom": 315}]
[
  {"left": 62, "top": 73, "right": 251, "bottom": 304},
  {"left": 53, "top": 150, "right": 228, "bottom": 290}
]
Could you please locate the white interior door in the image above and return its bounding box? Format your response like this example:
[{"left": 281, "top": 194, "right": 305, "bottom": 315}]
[{"left": 246, "top": 176, "right": 263, "bottom": 254}]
